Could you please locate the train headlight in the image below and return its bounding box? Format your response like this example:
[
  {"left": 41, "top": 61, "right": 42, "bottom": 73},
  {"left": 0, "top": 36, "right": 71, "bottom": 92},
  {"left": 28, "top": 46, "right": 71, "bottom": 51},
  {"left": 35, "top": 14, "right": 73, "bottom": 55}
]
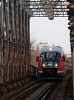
[
  {"left": 54, "top": 63, "right": 58, "bottom": 67},
  {"left": 43, "top": 64, "right": 46, "bottom": 67}
]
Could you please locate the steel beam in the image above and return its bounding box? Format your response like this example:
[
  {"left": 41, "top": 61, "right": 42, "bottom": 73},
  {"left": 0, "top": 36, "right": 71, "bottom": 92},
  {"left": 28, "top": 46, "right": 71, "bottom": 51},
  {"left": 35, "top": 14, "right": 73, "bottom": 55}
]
[
  {"left": 0, "top": 0, "right": 68, "bottom": 17},
  {"left": 73, "top": 46, "right": 74, "bottom": 99},
  {"left": 23, "top": 0, "right": 69, "bottom": 17}
]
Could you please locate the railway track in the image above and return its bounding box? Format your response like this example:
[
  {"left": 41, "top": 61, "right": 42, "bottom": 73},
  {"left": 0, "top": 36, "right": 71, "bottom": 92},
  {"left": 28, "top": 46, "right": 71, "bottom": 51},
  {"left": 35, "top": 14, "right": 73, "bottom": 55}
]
[
  {"left": 35, "top": 81, "right": 57, "bottom": 100},
  {"left": 24, "top": 81, "right": 58, "bottom": 100},
  {"left": 6, "top": 81, "right": 45, "bottom": 100}
]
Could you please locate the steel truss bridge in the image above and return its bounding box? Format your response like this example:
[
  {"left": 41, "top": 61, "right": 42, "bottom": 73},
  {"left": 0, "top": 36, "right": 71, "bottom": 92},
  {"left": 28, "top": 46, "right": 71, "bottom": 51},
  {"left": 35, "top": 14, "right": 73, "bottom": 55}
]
[
  {"left": 23, "top": 0, "right": 69, "bottom": 19},
  {"left": 0, "top": 0, "right": 69, "bottom": 18}
]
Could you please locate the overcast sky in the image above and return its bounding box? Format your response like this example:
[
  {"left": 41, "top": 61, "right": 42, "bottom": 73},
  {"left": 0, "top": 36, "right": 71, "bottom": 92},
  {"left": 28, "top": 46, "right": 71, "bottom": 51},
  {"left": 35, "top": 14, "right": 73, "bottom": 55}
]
[{"left": 30, "top": 17, "right": 71, "bottom": 54}]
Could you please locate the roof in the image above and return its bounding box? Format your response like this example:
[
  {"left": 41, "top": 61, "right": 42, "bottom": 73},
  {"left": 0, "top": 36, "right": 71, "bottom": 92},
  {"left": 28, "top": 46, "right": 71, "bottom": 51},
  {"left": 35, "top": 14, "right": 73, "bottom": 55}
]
[{"left": 40, "top": 46, "right": 63, "bottom": 55}]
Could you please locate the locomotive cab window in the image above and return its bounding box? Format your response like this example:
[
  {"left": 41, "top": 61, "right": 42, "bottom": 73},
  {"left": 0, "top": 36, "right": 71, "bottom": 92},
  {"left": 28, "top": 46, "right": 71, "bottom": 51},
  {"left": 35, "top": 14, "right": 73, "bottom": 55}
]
[{"left": 40, "top": 52, "right": 61, "bottom": 64}]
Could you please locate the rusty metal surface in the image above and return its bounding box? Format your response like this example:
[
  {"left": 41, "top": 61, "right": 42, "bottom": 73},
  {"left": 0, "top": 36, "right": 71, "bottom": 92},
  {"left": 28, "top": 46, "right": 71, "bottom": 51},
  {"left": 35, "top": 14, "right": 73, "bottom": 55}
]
[{"left": 0, "top": 0, "right": 30, "bottom": 85}]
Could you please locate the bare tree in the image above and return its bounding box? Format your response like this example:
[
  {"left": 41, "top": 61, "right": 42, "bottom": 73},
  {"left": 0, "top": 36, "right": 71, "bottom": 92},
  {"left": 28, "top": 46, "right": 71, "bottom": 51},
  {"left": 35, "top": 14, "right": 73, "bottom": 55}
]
[{"left": 30, "top": 38, "right": 36, "bottom": 50}]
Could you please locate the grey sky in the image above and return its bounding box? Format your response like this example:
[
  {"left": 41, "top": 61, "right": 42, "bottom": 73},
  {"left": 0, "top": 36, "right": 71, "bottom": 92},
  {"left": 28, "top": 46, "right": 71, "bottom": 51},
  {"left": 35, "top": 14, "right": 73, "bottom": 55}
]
[{"left": 30, "top": 17, "right": 71, "bottom": 54}]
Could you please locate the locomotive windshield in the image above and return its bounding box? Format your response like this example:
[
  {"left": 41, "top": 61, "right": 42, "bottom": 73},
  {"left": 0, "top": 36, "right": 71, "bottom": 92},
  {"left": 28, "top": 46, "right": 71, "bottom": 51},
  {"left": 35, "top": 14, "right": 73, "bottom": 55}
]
[{"left": 40, "top": 52, "right": 61, "bottom": 63}]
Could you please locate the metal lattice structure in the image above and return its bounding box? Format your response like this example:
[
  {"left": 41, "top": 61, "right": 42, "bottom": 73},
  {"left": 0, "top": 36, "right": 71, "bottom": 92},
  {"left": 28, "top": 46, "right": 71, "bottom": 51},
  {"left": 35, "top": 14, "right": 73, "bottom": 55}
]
[
  {"left": 0, "top": 0, "right": 30, "bottom": 84},
  {"left": 23, "top": 0, "right": 69, "bottom": 18}
]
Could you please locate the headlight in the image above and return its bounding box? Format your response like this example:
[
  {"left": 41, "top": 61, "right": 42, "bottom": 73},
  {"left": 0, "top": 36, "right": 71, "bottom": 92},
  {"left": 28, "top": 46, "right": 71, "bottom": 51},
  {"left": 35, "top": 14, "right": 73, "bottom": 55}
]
[
  {"left": 54, "top": 63, "right": 58, "bottom": 67},
  {"left": 43, "top": 64, "right": 46, "bottom": 66}
]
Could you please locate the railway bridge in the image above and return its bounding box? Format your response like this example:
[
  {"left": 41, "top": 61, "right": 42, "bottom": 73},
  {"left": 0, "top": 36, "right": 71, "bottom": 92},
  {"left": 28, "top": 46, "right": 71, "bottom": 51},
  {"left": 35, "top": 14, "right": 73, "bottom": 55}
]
[{"left": 0, "top": 0, "right": 74, "bottom": 99}]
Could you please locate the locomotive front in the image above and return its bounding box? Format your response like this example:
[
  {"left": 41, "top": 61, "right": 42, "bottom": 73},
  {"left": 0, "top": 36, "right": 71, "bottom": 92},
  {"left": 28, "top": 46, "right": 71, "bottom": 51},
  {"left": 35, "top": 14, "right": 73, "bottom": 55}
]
[
  {"left": 37, "top": 46, "right": 64, "bottom": 78},
  {"left": 41, "top": 51, "right": 60, "bottom": 77}
]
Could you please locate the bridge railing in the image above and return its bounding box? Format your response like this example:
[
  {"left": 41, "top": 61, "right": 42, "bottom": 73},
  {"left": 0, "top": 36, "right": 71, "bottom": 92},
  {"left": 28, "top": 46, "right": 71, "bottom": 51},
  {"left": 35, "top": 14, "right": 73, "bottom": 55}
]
[{"left": 0, "top": 0, "right": 30, "bottom": 84}]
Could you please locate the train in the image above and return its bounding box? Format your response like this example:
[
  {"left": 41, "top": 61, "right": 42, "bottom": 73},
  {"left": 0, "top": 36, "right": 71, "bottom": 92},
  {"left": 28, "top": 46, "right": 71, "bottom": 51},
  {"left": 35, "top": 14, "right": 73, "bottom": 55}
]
[{"left": 36, "top": 46, "right": 68, "bottom": 79}]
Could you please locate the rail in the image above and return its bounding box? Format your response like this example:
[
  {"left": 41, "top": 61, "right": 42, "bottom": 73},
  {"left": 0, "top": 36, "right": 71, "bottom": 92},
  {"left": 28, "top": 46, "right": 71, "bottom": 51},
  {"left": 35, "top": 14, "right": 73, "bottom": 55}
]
[
  {"left": 35, "top": 81, "right": 57, "bottom": 100},
  {"left": 6, "top": 81, "right": 45, "bottom": 100}
]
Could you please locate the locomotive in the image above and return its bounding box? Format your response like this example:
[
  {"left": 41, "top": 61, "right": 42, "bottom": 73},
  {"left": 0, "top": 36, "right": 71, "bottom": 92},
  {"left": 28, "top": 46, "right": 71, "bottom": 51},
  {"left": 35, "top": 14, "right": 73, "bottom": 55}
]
[{"left": 36, "top": 46, "right": 68, "bottom": 79}]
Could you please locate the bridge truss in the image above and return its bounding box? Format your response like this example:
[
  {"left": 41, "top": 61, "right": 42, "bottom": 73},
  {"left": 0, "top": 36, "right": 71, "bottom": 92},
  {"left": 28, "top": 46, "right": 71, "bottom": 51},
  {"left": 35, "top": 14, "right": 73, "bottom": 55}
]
[{"left": 23, "top": 0, "right": 69, "bottom": 18}]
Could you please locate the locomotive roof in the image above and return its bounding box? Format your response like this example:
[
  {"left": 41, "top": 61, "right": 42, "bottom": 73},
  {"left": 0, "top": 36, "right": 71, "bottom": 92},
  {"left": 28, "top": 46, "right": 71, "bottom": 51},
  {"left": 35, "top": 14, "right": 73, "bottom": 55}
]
[{"left": 40, "top": 46, "right": 63, "bottom": 55}]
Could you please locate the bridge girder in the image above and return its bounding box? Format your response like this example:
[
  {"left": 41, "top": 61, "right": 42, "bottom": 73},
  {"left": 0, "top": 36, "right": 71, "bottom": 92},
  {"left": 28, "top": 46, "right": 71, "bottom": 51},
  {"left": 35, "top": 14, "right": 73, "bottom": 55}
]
[{"left": 22, "top": 0, "right": 69, "bottom": 18}]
